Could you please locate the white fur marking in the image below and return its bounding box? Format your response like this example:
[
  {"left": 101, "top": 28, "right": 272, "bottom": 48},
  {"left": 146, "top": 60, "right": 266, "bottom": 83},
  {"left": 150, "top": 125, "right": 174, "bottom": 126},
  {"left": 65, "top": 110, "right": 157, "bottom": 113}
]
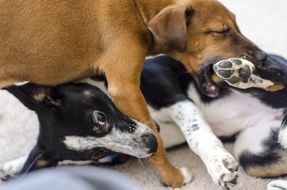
[
  {"left": 0, "top": 156, "right": 27, "bottom": 176},
  {"left": 180, "top": 167, "right": 193, "bottom": 184},
  {"left": 278, "top": 123, "right": 287, "bottom": 149},
  {"left": 63, "top": 120, "right": 153, "bottom": 158},
  {"left": 164, "top": 100, "right": 238, "bottom": 187},
  {"left": 77, "top": 78, "right": 108, "bottom": 95}
]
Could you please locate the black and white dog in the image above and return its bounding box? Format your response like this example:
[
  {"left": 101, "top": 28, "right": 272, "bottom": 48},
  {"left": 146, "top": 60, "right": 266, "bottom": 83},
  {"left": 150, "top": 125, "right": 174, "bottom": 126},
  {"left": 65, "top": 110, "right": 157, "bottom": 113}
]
[
  {"left": 0, "top": 82, "right": 158, "bottom": 175},
  {"left": 1, "top": 55, "right": 287, "bottom": 189},
  {"left": 140, "top": 55, "right": 287, "bottom": 189}
]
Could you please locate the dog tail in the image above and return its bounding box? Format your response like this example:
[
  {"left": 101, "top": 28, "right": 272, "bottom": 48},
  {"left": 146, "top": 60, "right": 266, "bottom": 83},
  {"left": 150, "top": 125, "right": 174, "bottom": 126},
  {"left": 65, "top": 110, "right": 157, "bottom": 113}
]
[{"left": 278, "top": 114, "right": 287, "bottom": 149}]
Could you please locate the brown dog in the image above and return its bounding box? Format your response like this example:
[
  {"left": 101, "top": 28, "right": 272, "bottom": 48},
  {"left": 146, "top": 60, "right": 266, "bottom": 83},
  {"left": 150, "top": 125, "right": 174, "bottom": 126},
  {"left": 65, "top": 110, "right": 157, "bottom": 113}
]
[{"left": 0, "top": 0, "right": 277, "bottom": 187}]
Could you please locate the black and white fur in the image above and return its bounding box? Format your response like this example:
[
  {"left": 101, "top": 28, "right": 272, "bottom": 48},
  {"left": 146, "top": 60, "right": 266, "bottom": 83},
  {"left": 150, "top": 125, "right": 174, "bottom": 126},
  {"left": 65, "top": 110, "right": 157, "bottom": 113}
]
[
  {"left": 0, "top": 82, "right": 159, "bottom": 176},
  {"left": 2, "top": 55, "right": 287, "bottom": 189},
  {"left": 140, "top": 55, "right": 287, "bottom": 189}
]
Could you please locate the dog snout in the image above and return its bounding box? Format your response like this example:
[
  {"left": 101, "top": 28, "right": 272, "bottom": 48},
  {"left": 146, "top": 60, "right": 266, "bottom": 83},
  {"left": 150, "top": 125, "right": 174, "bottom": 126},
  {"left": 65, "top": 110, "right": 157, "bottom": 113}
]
[
  {"left": 141, "top": 133, "right": 158, "bottom": 154},
  {"left": 253, "top": 55, "right": 285, "bottom": 83},
  {"left": 255, "top": 51, "right": 267, "bottom": 62}
]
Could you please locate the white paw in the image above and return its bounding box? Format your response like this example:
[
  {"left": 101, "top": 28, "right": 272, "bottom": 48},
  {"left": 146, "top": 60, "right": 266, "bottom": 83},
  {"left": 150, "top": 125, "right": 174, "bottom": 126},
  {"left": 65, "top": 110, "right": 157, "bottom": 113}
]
[
  {"left": 174, "top": 167, "right": 193, "bottom": 190},
  {"left": 180, "top": 167, "right": 193, "bottom": 184},
  {"left": 204, "top": 148, "right": 239, "bottom": 189},
  {"left": 0, "top": 156, "right": 27, "bottom": 179},
  {"left": 268, "top": 180, "right": 287, "bottom": 190},
  {"left": 213, "top": 58, "right": 274, "bottom": 90}
]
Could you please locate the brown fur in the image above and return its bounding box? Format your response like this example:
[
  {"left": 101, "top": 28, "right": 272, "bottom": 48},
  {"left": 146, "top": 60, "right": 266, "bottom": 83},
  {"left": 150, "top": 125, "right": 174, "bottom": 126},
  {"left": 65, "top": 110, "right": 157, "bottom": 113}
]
[{"left": 0, "top": 0, "right": 270, "bottom": 187}]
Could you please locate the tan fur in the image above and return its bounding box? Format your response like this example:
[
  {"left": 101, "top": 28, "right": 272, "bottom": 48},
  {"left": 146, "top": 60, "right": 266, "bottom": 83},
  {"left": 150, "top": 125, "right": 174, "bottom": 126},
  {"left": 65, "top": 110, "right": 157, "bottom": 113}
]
[
  {"left": 246, "top": 158, "right": 287, "bottom": 178},
  {"left": 246, "top": 165, "right": 287, "bottom": 178},
  {"left": 0, "top": 0, "right": 270, "bottom": 187},
  {"left": 33, "top": 92, "right": 46, "bottom": 102}
]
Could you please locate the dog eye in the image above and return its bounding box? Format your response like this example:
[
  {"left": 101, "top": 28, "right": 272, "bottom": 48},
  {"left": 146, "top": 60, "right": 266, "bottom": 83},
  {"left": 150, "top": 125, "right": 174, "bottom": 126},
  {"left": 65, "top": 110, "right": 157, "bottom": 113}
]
[
  {"left": 212, "top": 28, "right": 230, "bottom": 35},
  {"left": 93, "top": 111, "right": 106, "bottom": 126}
]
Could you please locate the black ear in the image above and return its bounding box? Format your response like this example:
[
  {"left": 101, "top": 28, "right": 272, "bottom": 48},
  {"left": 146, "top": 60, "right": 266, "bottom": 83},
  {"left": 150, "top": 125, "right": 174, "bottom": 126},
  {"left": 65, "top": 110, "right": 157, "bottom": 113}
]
[
  {"left": 148, "top": 5, "right": 194, "bottom": 53},
  {"left": 5, "top": 84, "right": 50, "bottom": 111},
  {"left": 20, "top": 145, "right": 57, "bottom": 174}
]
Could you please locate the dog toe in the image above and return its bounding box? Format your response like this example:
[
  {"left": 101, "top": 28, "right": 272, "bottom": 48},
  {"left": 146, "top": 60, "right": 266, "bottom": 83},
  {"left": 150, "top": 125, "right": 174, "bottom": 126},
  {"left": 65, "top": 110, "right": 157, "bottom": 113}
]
[
  {"left": 214, "top": 58, "right": 255, "bottom": 89},
  {"left": 223, "top": 158, "right": 239, "bottom": 172},
  {"left": 219, "top": 171, "right": 238, "bottom": 190},
  {"left": 218, "top": 60, "right": 233, "bottom": 68}
]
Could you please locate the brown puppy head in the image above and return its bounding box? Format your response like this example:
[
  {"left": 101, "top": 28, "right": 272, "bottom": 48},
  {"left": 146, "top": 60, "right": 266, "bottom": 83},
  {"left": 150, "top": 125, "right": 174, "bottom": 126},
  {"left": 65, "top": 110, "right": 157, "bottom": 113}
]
[{"left": 148, "top": 0, "right": 279, "bottom": 97}]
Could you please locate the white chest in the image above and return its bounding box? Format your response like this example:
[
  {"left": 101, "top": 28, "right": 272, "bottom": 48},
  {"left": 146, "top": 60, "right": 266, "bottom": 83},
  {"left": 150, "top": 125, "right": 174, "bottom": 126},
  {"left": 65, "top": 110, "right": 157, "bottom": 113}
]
[{"left": 187, "top": 85, "right": 284, "bottom": 136}]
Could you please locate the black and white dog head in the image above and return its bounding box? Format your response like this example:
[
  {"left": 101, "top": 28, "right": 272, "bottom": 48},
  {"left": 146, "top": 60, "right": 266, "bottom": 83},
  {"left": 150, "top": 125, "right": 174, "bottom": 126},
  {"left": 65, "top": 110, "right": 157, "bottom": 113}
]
[{"left": 6, "top": 83, "right": 158, "bottom": 173}]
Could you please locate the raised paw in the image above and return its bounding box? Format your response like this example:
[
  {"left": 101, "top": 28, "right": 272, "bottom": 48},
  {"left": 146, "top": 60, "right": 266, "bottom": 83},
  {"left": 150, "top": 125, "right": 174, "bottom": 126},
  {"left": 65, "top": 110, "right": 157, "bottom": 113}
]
[
  {"left": 213, "top": 58, "right": 255, "bottom": 86},
  {"left": 204, "top": 148, "right": 239, "bottom": 189},
  {"left": 213, "top": 58, "right": 277, "bottom": 90}
]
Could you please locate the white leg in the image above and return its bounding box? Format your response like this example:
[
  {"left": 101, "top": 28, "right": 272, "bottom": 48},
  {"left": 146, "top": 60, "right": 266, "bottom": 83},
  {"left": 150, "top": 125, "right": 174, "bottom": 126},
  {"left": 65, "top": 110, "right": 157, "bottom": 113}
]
[
  {"left": 167, "top": 100, "right": 239, "bottom": 189},
  {"left": 0, "top": 156, "right": 27, "bottom": 179},
  {"left": 268, "top": 180, "right": 287, "bottom": 190}
]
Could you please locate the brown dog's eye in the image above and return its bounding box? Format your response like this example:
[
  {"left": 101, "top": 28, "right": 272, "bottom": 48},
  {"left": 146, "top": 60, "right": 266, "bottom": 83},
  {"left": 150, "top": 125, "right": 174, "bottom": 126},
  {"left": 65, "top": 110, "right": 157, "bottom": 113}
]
[
  {"left": 205, "top": 24, "right": 231, "bottom": 36},
  {"left": 214, "top": 28, "right": 230, "bottom": 35},
  {"left": 209, "top": 26, "right": 231, "bottom": 36}
]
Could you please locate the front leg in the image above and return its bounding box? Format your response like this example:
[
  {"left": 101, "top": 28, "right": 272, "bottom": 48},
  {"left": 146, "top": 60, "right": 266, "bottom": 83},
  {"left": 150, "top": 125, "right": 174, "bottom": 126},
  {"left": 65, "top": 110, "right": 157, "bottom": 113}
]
[
  {"left": 167, "top": 100, "right": 239, "bottom": 189},
  {"left": 100, "top": 41, "right": 192, "bottom": 187}
]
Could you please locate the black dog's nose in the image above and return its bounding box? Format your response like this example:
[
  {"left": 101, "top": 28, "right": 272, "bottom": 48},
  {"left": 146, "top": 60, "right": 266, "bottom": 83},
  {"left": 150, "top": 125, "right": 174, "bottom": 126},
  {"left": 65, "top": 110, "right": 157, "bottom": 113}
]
[
  {"left": 141, "top": 133, "right": 158, "bottom": 154},
  {"left": 255, "top": 51, "right": 267, "bottom": 61}
]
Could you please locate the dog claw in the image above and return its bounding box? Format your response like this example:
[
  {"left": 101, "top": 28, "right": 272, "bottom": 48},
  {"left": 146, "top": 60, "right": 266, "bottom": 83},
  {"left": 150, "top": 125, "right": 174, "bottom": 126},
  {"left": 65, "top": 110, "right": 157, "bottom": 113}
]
[
  {"left": 223, "top": 158, "right": 239, "bottom": 173},
  {"left": 219, "top": 172, "right": 238, "bottom": 190}
]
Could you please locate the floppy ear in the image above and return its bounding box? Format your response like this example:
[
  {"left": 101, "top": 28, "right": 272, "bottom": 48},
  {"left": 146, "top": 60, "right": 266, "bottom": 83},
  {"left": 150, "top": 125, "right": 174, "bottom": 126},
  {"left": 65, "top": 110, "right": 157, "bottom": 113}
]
[
  {"left": 148, "top": 5, "right": 194, "bottom": 52},
  {"left": 20, "top": 145, "right": 57, "bottom": 174}
]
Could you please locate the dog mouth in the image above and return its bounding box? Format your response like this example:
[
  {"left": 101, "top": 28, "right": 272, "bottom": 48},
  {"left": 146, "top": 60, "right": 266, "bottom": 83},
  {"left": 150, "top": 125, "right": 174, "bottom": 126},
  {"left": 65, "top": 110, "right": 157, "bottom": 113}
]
[{"left": 194, "top": 63, "right": 221, "bottom": 97}]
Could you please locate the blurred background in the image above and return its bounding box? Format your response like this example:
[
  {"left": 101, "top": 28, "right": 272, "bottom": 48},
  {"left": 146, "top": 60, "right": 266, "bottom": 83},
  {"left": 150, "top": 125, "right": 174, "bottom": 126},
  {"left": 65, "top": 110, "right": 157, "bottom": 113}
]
[{"left": 220, "top": 0, "right": 287, "bottom": 54}]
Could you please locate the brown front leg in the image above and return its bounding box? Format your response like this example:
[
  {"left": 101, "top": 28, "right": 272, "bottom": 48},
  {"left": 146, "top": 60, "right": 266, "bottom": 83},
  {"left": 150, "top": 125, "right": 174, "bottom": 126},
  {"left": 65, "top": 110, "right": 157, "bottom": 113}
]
[{"left": 100, "top": 41, "right": 192, "bottom": 187}]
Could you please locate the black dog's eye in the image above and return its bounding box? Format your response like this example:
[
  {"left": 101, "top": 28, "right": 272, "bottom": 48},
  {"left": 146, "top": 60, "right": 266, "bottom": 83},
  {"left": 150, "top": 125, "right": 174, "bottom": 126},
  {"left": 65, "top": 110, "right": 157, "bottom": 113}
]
[{"left": 93, "top": 111, "right": 106, "bottom": 126}]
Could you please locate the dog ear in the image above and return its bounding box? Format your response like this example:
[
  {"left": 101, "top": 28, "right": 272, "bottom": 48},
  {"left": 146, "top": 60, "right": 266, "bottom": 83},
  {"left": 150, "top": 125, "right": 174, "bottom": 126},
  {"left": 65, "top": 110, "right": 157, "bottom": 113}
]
[
  {"left": 5, "top": 84, "right": 52, "bottom": 110},
  {"left": 148, "top": 5, "right": 194, "bottom": 52},
  {"left": 21, "top": 145, "right": 57, "bottom": 174}
]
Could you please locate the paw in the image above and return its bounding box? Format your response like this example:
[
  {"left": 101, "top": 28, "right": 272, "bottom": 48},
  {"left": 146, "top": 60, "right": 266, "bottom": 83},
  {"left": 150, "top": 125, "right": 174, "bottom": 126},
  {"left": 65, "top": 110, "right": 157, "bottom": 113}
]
[
  {"left": 161, "top": 167, "right": 193, "bottom": 188},
  {"left": 0, "top": 156, "right": 27, "bottom": 179},
  {"left": 0, "top": 164, "right": 14, "bottom": 181},
  {"left": 205, "top": 148, "right": 239, "bottom": 189},
  {"left": 213, "top": 58, "right": 254, "bottom": 86},
  {"left": 213, "top": 58, "right": 274, "bottom": 90},
  {"left": 268, "top": 180, "right": 287, "bottom": 190},
  {"left": 0, "top": 171, "right": 11, "bottom": 181},
  {"left": 180, "top": 167, "right": 193, "bottom": 184}
]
